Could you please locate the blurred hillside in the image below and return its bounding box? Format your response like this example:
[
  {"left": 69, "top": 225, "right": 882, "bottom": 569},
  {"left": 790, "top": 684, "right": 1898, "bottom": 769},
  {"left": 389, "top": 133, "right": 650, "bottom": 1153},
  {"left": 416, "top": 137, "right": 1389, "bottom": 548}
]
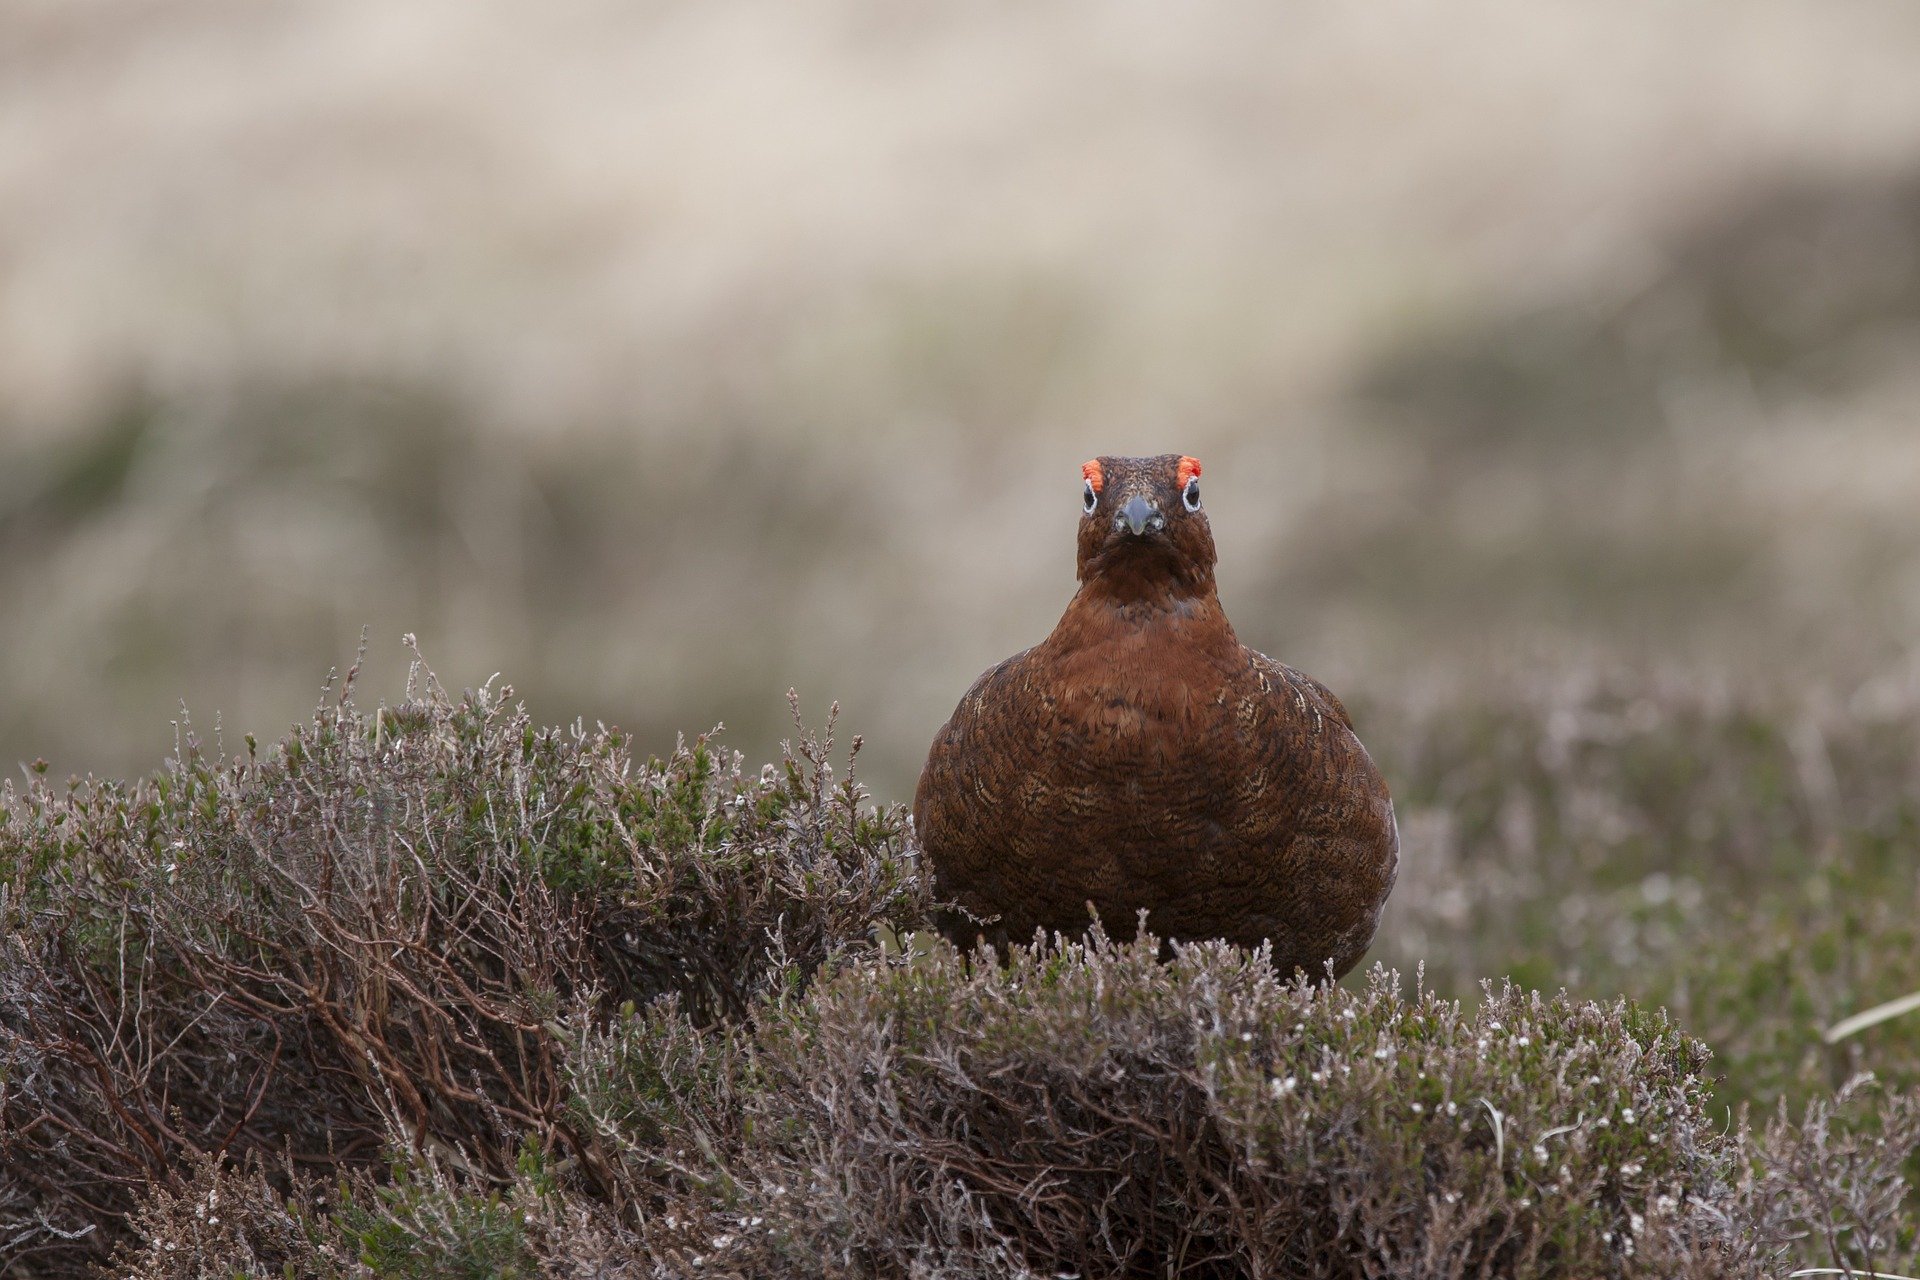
[{"left": 5, "top": 0, "right": 1920, "bottom": 798}]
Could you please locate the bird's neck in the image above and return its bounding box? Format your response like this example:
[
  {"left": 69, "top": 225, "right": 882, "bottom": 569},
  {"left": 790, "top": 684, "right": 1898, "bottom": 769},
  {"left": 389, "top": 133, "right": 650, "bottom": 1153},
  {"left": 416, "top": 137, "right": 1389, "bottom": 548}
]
[{"left": 1049, "top": 570, "right": 1236, "bottom": 650}]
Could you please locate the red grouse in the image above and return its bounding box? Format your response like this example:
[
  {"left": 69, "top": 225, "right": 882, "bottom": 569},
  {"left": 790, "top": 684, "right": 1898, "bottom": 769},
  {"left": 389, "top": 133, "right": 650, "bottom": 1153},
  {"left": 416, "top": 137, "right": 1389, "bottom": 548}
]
[{"left": 915, "top": 454, "right": 1398, "bottom": 980}]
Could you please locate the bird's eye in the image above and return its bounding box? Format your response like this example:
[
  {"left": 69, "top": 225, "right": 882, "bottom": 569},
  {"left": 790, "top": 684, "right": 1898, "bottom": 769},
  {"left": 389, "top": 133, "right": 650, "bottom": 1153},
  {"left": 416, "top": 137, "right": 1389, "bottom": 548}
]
[
  {"left": 1082, "top": 480, "right": 1098, "bottom": 514},
  {"left": 1182, "top": 478, "right": 1201, "bottom": 512}
]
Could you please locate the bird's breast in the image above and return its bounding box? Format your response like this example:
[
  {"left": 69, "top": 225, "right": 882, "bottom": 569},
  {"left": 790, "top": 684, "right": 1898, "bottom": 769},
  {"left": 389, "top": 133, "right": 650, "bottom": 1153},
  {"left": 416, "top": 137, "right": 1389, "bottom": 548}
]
[{"left": 1050, "top": 678, "right": 1236, "bottom": 781}]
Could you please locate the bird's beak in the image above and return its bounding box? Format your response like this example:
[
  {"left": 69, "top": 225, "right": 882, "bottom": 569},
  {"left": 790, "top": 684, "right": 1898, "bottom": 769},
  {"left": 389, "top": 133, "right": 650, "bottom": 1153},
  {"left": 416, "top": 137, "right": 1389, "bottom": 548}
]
[{"left": 1119, "top": 495, "right": 1161, "bottom": 536}]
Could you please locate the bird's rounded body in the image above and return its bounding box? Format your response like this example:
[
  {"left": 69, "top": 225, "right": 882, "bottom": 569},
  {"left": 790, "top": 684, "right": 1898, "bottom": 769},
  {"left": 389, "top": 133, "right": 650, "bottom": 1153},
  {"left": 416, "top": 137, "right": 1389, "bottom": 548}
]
[{"left": 914, "top": 454, "right": 1398, "bottom": 980}]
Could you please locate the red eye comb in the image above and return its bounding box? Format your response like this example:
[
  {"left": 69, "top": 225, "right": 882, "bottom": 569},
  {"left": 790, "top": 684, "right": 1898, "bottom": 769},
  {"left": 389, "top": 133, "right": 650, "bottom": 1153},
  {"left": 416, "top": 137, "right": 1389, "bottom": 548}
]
[
  {"left": 1177, "top": 456, "right": 1202, "bottom": 487},
  {"left": 1081, "top": 459, "right": 1104, "bottom": 492}
]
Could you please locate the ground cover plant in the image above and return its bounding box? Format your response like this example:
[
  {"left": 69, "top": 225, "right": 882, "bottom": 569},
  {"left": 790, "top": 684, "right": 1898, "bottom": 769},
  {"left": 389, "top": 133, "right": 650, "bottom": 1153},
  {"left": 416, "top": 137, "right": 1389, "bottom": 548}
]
[{"left": 2, "top": 652, "right": 1917, "bottom": 1277}]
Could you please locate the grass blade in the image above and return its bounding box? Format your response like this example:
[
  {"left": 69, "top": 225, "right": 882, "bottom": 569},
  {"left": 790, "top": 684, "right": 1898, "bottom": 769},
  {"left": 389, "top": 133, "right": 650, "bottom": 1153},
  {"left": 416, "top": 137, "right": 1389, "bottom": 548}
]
[{"left": 1824, "top": 990, "right": 1920, "bottom": 1045}]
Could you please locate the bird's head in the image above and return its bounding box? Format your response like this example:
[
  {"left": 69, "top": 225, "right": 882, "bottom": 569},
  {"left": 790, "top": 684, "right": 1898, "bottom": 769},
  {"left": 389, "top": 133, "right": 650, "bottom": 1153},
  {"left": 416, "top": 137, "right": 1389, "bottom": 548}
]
[{"left": 1075, "top": 454, "right": 1216, "bottom": 598}]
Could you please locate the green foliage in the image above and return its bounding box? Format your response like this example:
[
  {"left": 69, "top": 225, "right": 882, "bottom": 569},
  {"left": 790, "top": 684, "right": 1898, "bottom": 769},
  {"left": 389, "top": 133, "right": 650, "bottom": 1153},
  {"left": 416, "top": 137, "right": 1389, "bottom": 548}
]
[{"left": 336, "top": 1161, "right": 537, "bottom": 1280}]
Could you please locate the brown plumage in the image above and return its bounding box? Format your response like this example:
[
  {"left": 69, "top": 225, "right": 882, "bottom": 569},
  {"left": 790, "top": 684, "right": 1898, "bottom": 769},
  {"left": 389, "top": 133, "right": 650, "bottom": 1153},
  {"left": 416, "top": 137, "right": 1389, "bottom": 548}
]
[{"left": 914, "top": 453, "right": 1398, "bottom": 980}]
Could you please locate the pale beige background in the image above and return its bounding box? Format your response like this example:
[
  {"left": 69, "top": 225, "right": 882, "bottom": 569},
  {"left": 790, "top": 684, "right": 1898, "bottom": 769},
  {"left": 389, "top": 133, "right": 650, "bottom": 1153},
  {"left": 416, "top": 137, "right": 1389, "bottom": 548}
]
[{"left": 5, "top": 1, "right": 1920, "bottom": 798}]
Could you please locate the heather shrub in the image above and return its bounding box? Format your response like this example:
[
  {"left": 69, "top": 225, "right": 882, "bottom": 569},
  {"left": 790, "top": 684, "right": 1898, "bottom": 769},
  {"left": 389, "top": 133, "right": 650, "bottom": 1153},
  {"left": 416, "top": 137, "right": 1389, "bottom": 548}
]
[
  {"left": 4, "top": 666, "right": 1919, "bottom": 1277},
  {"left": 331, "top": 1155, "right": 543, "bottom": 1280},
  {"left": 92, "top": 939, "right": 1920, "bottom": 1280},
  {"left": 107, "top": 1151, "right": 321, "bottom": 1280},
  {"left": 0, "top": 655, "right": 927, "bottom": 1274},
  {"left": 1369, "top": 672, "right": 1920, "bottom": 1113},
  {"left": 630, "top": 931, "right": 1768, "bottom": 1278},
  {"left": 1745, "top": 1076, "right": 1920, "bottom": 1279}
]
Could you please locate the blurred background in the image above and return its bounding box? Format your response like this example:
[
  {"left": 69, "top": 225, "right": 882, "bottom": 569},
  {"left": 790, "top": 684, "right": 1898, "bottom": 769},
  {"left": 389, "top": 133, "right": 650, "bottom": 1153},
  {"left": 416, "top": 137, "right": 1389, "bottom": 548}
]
[{"left": 6, "top": 0, "right": 1920, "bottom": 802}]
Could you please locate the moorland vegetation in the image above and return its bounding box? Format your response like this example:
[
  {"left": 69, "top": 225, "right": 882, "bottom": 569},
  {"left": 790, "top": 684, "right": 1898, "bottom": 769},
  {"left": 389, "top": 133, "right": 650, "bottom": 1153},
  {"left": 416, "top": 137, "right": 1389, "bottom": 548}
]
[{"left": 3, "top": 649, "right": 1917, "bottom": 1277}]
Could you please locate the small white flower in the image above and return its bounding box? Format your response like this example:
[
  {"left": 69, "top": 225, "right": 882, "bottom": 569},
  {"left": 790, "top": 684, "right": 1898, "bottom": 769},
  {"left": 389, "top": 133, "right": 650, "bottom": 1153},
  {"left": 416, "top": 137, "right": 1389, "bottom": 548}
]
[
  {"left": 1516, "top": 1036, "right": 1531, "bottom": 1047},
  {"left": 1374, "top": 1047, "right": 1391, "bottom": 1060},
  {"left": 1241, "top": 1031, "right": 1254, "bottom": 1042},
  {"left": 1271, "top": 1076, "right": 1297, "bottom": 1095},
  {"left": 1595, "top": 1117, "right": 1610, "bottom": 1128},
  {"left": 1445, "top": 1100, "right": 1458, "bottom": 1116},
  {"left": 1621, "top": 1107, "right": 1636, "bottom": 1124},
  {"left": 1411, "top": 1102, "right": 1423, "bottom": 1113}
]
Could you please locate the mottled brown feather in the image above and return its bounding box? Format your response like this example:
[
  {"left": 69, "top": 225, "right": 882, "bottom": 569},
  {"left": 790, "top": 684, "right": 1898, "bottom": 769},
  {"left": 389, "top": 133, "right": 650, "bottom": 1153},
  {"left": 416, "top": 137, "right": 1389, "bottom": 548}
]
[{"left": 914, "top": 454, "right": 1398, "bottom": 979}]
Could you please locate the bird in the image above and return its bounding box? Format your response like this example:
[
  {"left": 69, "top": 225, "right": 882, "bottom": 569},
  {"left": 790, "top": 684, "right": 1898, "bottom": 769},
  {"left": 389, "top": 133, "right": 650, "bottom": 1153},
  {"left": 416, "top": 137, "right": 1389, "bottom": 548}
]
[{"left": 913, "top": 453, "right": 1398, "bottom": 980}]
